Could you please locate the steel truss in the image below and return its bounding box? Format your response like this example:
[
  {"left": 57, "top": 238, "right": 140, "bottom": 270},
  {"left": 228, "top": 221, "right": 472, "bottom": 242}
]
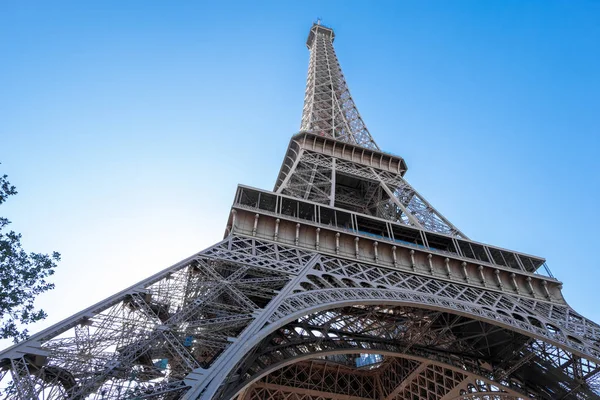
[
  {"left": 300, "top": 23, "right": 378, "bottom": 150},
  {"left": 277, "top": 147, "right": 465, "bottom": 237},
  {"left": 1, "top": 21, "right": 599, "bottom": 400},
  {"left": 0, "top": 235, "right": 597, "bottom": 399}
]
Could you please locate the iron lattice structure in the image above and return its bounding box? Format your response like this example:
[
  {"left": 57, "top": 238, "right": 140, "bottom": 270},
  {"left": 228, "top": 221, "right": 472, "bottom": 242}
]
[{"left": 1, "top": 22, "right": 599, "bottom": 400}]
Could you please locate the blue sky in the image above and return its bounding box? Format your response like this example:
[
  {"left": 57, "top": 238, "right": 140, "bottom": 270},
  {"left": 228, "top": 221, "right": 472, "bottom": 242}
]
[{"left": 0, "top": 1, "right": 598, "bottom": 342}]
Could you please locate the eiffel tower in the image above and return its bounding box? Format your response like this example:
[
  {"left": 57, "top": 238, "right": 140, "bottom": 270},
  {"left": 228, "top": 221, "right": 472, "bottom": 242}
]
[{"left": 1, "top": 22, "right": 599, "bottom": 400}]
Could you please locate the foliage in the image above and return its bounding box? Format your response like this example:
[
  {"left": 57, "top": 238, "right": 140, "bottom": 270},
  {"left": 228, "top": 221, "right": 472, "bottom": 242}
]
[{"left": 0, "top": 170, "right": 59, "bottom": 342}]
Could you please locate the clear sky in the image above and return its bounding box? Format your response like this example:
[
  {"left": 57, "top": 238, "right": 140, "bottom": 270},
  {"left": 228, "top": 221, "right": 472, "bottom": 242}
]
[{"left": 0, "top": 1, "right": 598, "bottom": 345}]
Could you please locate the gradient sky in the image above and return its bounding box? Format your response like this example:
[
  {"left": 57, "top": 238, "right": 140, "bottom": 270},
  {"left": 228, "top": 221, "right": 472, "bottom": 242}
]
[{"left": 0, "top": 1, "right": 599, "bottom": 347}]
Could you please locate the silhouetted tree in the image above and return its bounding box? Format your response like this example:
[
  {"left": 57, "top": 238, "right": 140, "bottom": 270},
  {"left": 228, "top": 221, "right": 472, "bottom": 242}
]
[{"left": 0, "top": 169, "right": 59, "bottom": 342}]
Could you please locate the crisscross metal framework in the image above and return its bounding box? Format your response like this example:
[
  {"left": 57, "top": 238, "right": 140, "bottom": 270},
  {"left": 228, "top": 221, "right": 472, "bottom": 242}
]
[
  {"left": 300, "top": 23, "right": 378, "bottom": 150},
  {"left": 0, "top": 22, "right": 598, "bottom": 400}
]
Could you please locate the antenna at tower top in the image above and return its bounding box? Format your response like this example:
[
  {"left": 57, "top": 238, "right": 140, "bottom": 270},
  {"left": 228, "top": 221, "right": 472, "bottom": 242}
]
[{"left": 316, "top": 18, "right": 321, "bottom": 25}]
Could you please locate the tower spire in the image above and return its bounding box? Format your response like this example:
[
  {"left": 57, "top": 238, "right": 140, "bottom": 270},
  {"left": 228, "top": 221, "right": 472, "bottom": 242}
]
[{"left": 301, "top": 23, "right": 379, "bottom": 150}]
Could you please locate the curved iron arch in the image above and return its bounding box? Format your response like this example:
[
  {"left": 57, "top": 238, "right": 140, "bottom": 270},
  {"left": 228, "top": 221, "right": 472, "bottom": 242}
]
[
  {"left": 209, "top": 302, "right": 599, "bottom": 400},
  {"left": 266, "top": 287, "right": 600, "bottom": 362},
  {"left": 225, "top": 350, "right": 526, "bottom": 400}
]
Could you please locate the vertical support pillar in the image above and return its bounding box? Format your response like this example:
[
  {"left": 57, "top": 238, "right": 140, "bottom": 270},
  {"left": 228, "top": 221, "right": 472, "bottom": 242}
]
[
  {"left": 335, "top": 233, "right": 340, "bottom": 254},
  {"left": 478, "top": 265, "right": 486, "bottom": 286},
  {"left": 274, "top": 219, "right": 280, "bottom": 242},
  {"left": 526, "top": 277, "right": 535, "bottom": 298},
  {"left": 295, "top": 223, "right": 300, "bottom": 246},
  {"left": 462, "top": 262, "right": 469, "bottom": 283},
  {"left": 392, "top": 246, "right": 397, "bottom": 267},
  {"left": 427, "top": 254, "right": 434, "bottom": 276},
  {"left": 444, "top": 258, "right": 451, "bottom": 277},
  {"left": 315, "top": 228, "right": 320, "bottom": 251},
  {"left": 409, "top": 250, "right": 416, "bottom": 271},
  {"left": 252, "top": 214, "right": 259, "bottom": 236},
  {"left": 542, "top": 280, "right": 551, "bottom": 299},
  {"left": 354, "top": 237, "right": 360, "bottom": 259},
  {"left": 373, "top": 242, "right": 379, "bottom": 263},
  {"left": 330, "top": 158, "right": 337, "bottom": 207},
  {"left": 511, "top": 273, "right": 519, "bottom": 294},
  {"left": 231, "top": 209, "right": 237, "bottom": 233},
  {"left": 495, "top": 269, "right": 503, "bottom": 289}
]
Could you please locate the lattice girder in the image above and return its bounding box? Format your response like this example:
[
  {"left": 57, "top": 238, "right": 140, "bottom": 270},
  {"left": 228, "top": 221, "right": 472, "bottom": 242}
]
[
  {"left": 214, "top": 302, "right": 597, "bottom": 399},
  {"left": 0, "top": 237, "right": 317, "bottom": 399},
  {"left": 230, "top": 351, "right": 525, "bottom": 400},
  {"left": 1, "top": 235, "right": 597, "bottom": 399},
  {"left": 214, "top": 309, "right": 594, "bottom": 399},
  {"left": 240, "top": 381, "right": 524, "bottom": 400},
  {"left": 174, "top": 238, "right": 599, "bottom": 400},
  {"left": 275, "top": 136, "right": 466, "bottom": 238},
  {"left": 300, "top": 24, "right": 378, "bottom": 150}
]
